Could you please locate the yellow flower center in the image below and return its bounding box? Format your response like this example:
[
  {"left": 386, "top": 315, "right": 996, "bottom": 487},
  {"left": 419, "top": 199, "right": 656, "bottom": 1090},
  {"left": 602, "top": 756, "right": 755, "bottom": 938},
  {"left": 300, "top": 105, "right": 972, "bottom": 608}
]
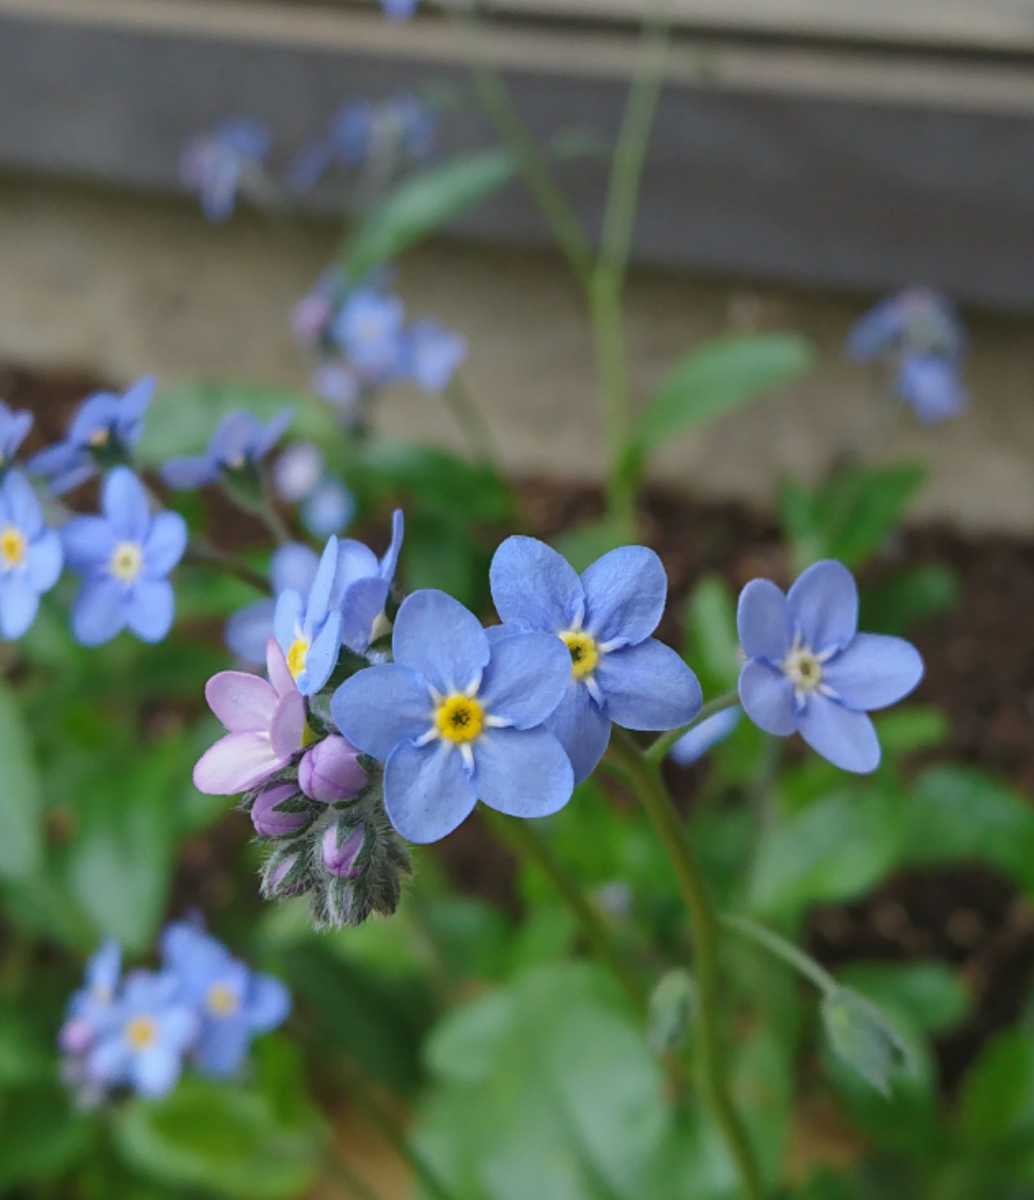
[
  {"left": 88, "top": 427, "right": 109, "bottom": 447},
  {"left": 0, "top": 526, "right": 25, "bottom": 568},
  {"left": 206, "top": 981, "right": 239, "bottom": 1017},
  {"left": 287, "top": 638, "right": 308, "bottom": 678},
  {"left": 124, "top": 1015, "right": 157, "bottom": 1050},
  {"left": 781, "top": 645, "right": 823, "bottom": 693},
  {"left": 560, "top": 630, "right": 599, "bottom": 679},
  {"left": 435, "top": 694, "right": 484, "bottom": 744},
  {"left": 110, "top": 541, "right": 143, "bottom": 583}
]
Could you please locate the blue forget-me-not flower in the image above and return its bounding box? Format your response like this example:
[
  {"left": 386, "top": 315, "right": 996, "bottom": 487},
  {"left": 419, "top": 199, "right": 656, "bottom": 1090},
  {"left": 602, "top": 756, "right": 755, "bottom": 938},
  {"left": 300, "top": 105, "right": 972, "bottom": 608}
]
[
  {"left": 274, "top": 535, "right": 345, "bottom": 695},
  {"left": 225, "top": 541, "right": 324, "bottom": 665},
  {"left": 406, "top": 319, "right": 467, "bottom": 393},
  {"left": 62, "top": 466, "right": 188, "bottom": 646},
  {"left": 895, "top": 353, "right": 968, "bottom": 423},
  {"left": 180, "top": 118, "right": 271, "bottom": 221},
  {"left": 161, "top": 409, "right": 293, "bottom": 490},
  {"left": 332, "top": 285, "right": 408, "bottom": 387},
  {"left": 737, "top": 559, "right": 923, "bottom": 773},
  {"left": 0, "top": 469, "right": 63, "bottom": 639},
  {"left": 28, "top": 377, "right": 153, "bottom": 495},
  {"left": 332, "top": 588, "right": 574, "bottom": 843},
  {"left": 302, "top": 476, "right": 356, "bottom": 539},
  {"left": 489, "top": 537, "right": 702, "bottom": 783},
  {"left": 0, "top": 401, "right": 33, "bottom": 468},
  {"left": 59, "top": 938, "right": 122, "bottom": 1058}
]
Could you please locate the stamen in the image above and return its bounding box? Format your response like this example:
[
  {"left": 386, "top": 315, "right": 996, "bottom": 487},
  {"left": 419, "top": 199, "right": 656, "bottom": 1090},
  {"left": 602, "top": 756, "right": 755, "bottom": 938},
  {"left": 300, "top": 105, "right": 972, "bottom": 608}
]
[
  {"left": 0, "top": 527, "right": 25, "bottom": 568},
  {"left": 124, "top": 1015, "right": 157, "bottom": 1050},
  {"left": 109, "top": 541, "right": 143, "bottom": 584},
  {"left": 559, "top": 630, "right": 600, "bottom": 679},
  {"left": 287, "top": 638, "right": 308, "bottom": 678},
  {"left": 205, "top": 981, "right": 239, "bottom": 1017},
  {"left": 434, "top": 694, "right": 484, "bottom": 744}
]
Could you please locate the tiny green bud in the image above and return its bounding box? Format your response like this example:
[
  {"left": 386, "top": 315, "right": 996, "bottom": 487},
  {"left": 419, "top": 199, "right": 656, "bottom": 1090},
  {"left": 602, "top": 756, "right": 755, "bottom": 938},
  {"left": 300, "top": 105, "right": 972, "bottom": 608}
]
[
  {"left": 647, "top": 969, "right": 696, "bottom": 1056},
  {"left": 822, "top": 986, "right": 910, "bottom": 1095}
]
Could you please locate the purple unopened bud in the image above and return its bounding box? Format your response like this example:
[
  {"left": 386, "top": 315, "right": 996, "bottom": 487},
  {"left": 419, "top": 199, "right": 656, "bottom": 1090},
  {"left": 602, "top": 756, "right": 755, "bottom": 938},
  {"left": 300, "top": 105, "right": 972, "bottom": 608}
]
[
  {"left": 252, "top": 783, "right": 308, "bottom": 838},
  {"left": 58, "top": 1017, "right": 93, "bottom": 1057},
  {"left": 299, "top": 736, "right": 366, "bottom": 803},
  {"left": 265, "top": 851, "right": 306, "bottom": 897},
  {"left": 321, "top": 822, "right": 365, "bottom": 878}
]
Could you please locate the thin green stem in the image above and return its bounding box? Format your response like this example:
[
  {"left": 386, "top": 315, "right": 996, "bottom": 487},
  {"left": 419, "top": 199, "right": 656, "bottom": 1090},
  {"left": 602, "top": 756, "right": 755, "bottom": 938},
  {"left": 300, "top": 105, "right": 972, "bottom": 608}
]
[
  {"left": 483, "top": 810, "right": 647, "bottom": 1012},
  {"left": 646, "top": 691, "right": 741, "bottom": 766},
  {"left": 441, "top": 374, "right": 504, "bottom": 469},
  {"left": 185, "top": 541, "right": 271, "bottom": 594},
  {"left": 721, "top": 915, "right": 837, "bottom": 996},
  {"left": 607, "top": 728, "right": 764, "bottom": 1200}
]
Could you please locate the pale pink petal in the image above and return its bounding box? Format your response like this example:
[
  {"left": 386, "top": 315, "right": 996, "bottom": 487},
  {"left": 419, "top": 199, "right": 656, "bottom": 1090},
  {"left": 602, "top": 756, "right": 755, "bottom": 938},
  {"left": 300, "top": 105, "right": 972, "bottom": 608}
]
[
  {"left": 204, "top": 671, "right": 277, "bottom": 733},
  {"left": 266, "top": 637, "right": 296, "bottom": 699},
  {"left": 270, "top": 691, "right": 306, "bottom": 759},
  {"left": 193, "top": 732, "right": 284, "bottom": 794}
]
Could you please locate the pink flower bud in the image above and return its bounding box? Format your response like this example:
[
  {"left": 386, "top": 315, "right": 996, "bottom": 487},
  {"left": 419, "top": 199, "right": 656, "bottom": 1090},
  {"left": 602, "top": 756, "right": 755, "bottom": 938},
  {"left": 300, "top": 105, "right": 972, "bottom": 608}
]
[
  {"left": 321, "top": 822, "right": 365, "bottom": 878},
  {"left": 58, "top": 1017, "right": 93, "bottom": 1057},
  {"left": 299, "top": 736, "right": 366, "bottom": 803},
  {"left": 252, "top": 782, "right": 308, "bottom": 838}
]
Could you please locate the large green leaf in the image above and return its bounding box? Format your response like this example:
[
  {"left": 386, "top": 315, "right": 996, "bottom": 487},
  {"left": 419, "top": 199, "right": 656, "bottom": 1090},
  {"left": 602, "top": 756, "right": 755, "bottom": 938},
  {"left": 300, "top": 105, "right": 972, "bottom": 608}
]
[
  {"left": 0, "top": 1085, "right": 93, "bottom": 1189},
  {"left": 347, "top": 149, "right": 517, "bottom": 277},
  {"left": 634, "top": 332, "right": 814, "bottom": 450},
  {"left": 957, "top": 1028, "right": 1034, "bottom": 1146},
  {"left": 0, "top": 674, "right": 43, "bottom": 879}
]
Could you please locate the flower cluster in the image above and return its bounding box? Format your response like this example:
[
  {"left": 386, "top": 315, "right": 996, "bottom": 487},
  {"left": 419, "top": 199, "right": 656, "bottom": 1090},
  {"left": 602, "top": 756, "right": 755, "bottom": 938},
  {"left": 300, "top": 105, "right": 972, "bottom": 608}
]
[
  {"left": 846, "top": 288, "right": 967, "bottom": 423},
  {"left": 273, "top": 441, "right": 356, "bottom": 540},
  {"left": 179, "top": 118, "right": 272, "bottom": 222},
  {"left": 59, "top": 926, "right": 289, "bottom": 1105}
]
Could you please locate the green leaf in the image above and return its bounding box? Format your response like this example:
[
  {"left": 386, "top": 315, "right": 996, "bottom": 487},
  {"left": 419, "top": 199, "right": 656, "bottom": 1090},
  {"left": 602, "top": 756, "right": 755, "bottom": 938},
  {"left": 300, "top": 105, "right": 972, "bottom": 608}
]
[
  {"left": 0, "top": 675, "right": 43, "bottom": 879},
  {"left": 873, "top": 707, "right": 949, "bottom": 757},
  {"left": 647, "top": 969, "right": 695, "bottom": 1055},
  {"left": 551, "top": 513, "right": 636, "bottom": 573},
  {"left": 635, "top": 332, "right": 814, "bottom": 450},
  {"left": 837, "top": 962, "right": 969, "bottom": 1035},
  {"left": 113, "top": 1079, "right": 323, "bottom": 1199},
  {"left": 958, "top": 1028, "right": 1034, "bottom": 1146},
  {"left": 360, "top": 439, "right": 514, "bottom": 525},
  {"left": 821, "top": 986, "right": 910, "bottom": 1096},
  {"left": 860, "top": 563, "right": 960, "bottom": 635},
  {"left": 0, "top": 1085, "right": 93, "bottom": 1189},
  {"left": 347, "top": 149, "right": 516, "bottom": 276},
  {"left": 684, "top": 574, "right": 740, "bottom": 689}
]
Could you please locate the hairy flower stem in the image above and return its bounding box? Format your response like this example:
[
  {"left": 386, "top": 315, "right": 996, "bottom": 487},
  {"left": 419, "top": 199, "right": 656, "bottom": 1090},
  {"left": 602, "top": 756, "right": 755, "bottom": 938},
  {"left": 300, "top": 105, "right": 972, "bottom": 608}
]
[
  {"left": 483, "top": 809, "right": 647, "bottom": 1012},
  {"left": 646, "top": 691, "right": 741, "bottom": 766},
  {"left": 607, "top": 728, "right": 765, "bottom": 1200}
]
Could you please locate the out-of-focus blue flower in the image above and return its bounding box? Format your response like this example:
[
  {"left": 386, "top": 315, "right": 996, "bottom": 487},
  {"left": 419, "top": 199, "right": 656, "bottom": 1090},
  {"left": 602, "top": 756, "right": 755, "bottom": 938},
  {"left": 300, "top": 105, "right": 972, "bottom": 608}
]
[
  {"left": 489, "top": 537, "right": 702, "bottom": 783},
  {"left": 0, "top": 401, "right": 33, "bottom": 468},
  {"left": 895, "top": 352, "right": 968, "bottom": 424},
  {"left": 274, "top": 536, "right": 345, "bottom": 695},
  {"left": 62, "top": 467, "right": 187, "bottom": 646},
  {"left": 225, "top": 541, "right": 319, "bottom": 665},
  {"left": 180, "top": 118, "right": 271, "bottom": 222},
  {"left": 310, "top": 360, "right": 362, "bottom": 426},
  {"left": 84, "top": 969, "right": 198, "bottom": 1098},
  {"left": 381, "top": 0, "right": 419, "bottom": 20},
  {"left": 846, "top": 288, "right": 963, "bottom": 362},
  {"left": 737, "top": 560, "right": 923, "bottom": 773},
  {"left": 668, "top": 705, "right": 741, "bottom": 767},
  {"left": 301, "top": 477, "right": 355, "bottom": 539},
  {"left": 161, "top": 409, "right": 293, "bottom": 490},
  {"left": 28, "top": 378, "right": 153, "bottom": 495},
  {"left": 331, "top": 286, "right": 407, "bottom": 387},
  {"left": 60, "top": 938, "right": 122, "bottom": 1058},
  {"left": 160, "top": 922, "right": 289, "bottom": 1078},
  {"left": 291, "top": 270, "right": 347, "bottom": 350},
  {"left": 0, "top": 470, "right": 63, "bottom": 639},
  {"left": 406, "top": 319, "right": 467, "bottom": 392},
  {"left": 332, "top": 589, "right": 573, "bottom": 843},
  {"left": 273, "top": 441, "right": 324, "bottom": 504}
]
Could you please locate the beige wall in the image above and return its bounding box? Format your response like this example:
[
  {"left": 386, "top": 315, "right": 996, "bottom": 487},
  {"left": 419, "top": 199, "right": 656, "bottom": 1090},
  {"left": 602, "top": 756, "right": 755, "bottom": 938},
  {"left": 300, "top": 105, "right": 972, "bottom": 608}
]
[{"left": 2, "top": 172, "right": 1032, "bottom": 534}]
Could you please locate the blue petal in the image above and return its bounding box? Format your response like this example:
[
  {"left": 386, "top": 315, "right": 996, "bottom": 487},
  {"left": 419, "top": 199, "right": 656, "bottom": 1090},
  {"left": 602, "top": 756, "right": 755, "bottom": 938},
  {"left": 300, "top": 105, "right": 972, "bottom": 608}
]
[
  {"left": 822, "top": 634, "right": 924, "bottom": 711},
  {"left": 473, "top": 726, "right": 573, "bottom": 819},
  {"left": 477, "top": 631, "right": 570, "bottom": 729},
  {"left": 331, "top": 664, "right": 431, "bottom": 760},
  {"left": 581, "top": 545, "right": 666, "bottom": 648},
  {"left": 738, "top": 659, "right": 796, "bottom": 736},
  {"left": 383, "top": 740, "right": 477, "bottom": 843},
  {"left": 133, "top": 1045, "right": 183, "bottom": 1098},
  {"left": 160, "top": 454, "right": 218, "bottom": 490},
  {"left": 340, "top": 576, "right": 390, "bottom": 652},
  {"left": 255, "top": 407, "right": 294, "bottom": 458},
  {"left": 1, "top": 470, "right": 43, "bottom": 537},
  {"left": 143, "top": 512, "right": 187, "bottom": 577},
  {"left": 86, "top": 1035, "right": 132, "bottom": 1086},
  {"left": 787, "top": 560, "right": 858, "bottom": 655},
  {"left": 334, "top": 540, "right": 379, "bottom": 593},
  {"left": 62, "top": 517, "right": 114, "bottom": 575},
  {"left": 116, "top": 377, "right": 154, "bottom": 436},
  {"left": 225, "top": 599, "right": 275, "bottom": 664},
  {"left": 69, "top": 394, "right": 120, "bottom": 446},
  {"left": 102, "top": 469, "right": 150, "bottom": 544},
  {"left": 271, "top": 542, "right": 319, "bottom": 596},
  {"left": 26, "top": 440, "right": 78, "bottom": 481},
  {"left": 797, "top": 693, "right": 880, "bottom": 773},
  {"left": 0, "top": 573, "right": 39, "bottom": 639},
  {"left": 485, "top": 623, "right": 524, "bottom": 644},
  {"left": 196, "top": 1017, "right": 251, "bottom": 1078},
  {"left": 489, "top": 536, "right": 583, "bottom": 634},
  {"left": 246, "top": 974, "right": 290, "bottom": 1031},
  {"left": 545, "top": 684, "right": 611, "bottom": 784},
  {"left": 304, "top": 536, "right": 339, "bottom": 629},
  {"left": 295, "top": 609, "right": 342, "bottom": 694},
  {"left": 47, "top": 461, "right": 95, "bottom": 496},
  {"left": 210, "top": 412, "right": 261, "bottom": 464},
  {"left": 392, "top": 589, "right": 489, "bottom": 695},
  {"left": 125, "top": 578, "right": 175, "bottom": 643},
  {"left": 669, "top": 706, "right": 742, "bottom": 766},
  {"left": 737, "top": 578, "right": 791, "bottom": 662},
  {"left": 273, "top": 589, "right": 304, "bottom": 649},
  {"left": 72, "top": 578, "right": 126, "bottom": 645},
  {"left": 594, "top": 639, "right": 702, "bottom": 731},
  {"left": 26, "top": 528, "right": 62, "bottom": 592},
  {"left": 380, "top": 509, "right": 404, "bottom": 580}
]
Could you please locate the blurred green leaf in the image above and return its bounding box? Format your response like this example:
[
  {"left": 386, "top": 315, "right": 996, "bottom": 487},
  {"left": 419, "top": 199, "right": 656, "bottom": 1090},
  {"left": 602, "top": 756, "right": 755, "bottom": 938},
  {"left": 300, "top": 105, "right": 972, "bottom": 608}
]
[
  {"left": 860, "top": 563, "right": 960, "bottom": 635},
  {"left": 647, "top": 969, "right": 695, "bottom": 1055},
  {"left": 873, "top": 707, "right": 949, "bottom": 757},
  {"left": 958, "top": 1028, "right": 1034, "bottom": 1146},
  {"left": 0, "top": 675, "right": 44, "bottom": 880},
  {"left": 822, "top": 987, "right": 910, "bottom": 1096},
  {"left": 684, "top": 574, "right": 740, "bottom": 690},
  {"left": 347, "top": 149, "right": 516, "bottom": 277},
  {"left": 837, "top": 963, "right": 969, "bottom": 1035},
  {"left": 635, "top": 332, "right": 814, "bottom": 450},
  {"left": 361, "top": 439, "right": 513, "bottom": 525},
  {"left": 0, "top": 1084, "right": 93, "bottom": 1189},
  {"left": 551, "top": 513, "right": 635, "bottom": 574}
]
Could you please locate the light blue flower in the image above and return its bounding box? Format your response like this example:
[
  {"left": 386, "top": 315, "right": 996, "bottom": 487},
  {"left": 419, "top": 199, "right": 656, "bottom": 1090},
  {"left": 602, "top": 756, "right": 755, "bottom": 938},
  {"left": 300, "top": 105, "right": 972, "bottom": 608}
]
[
  {"left": 225, "top": 541, "right": 321, "bottom": 665},
  {"left": 489, "top": 537, "right": 702, "bottom": 783},
  {"left": 160, "top": 922, "right": 290, "bottom": 1078},
  {"left": 161, "top": 409, "right": 293, "bottom": 490},
  {"left": 84, "top": 969, "right": 198, "bottom": 1098},
  {"left": 0, "top": 470, "right": 63, "bottom": 639},
  {"left": 273, "top": 441, "right": 325, "bottom": 504},
  {"left": 0, "top": 401, "right": 33, "bottom": 468},
  {"left": 846, "top": 288, "right": 963, "bottom": 362},
  {"left": 668, "top": 706, "right": 741, "bottom": 767},
  {"left": 301, "top": 476, "right": 355, "bottom": 539},
  {"left": 737, "top": 560, "right": 924, "bottom": 773},
  {"left": 180, "top": 118, "right": 271, "bottom": 221},
  {"left": 333, "top": 507, "right": 404, "bottom": 652},
  {"left": 62, "top": 467, "right": 188, "bottom": 646},
  {"left": 406, "top": 319, "right": 467, "bottom": 392},
  {"left": 27, "top": 377, "right": 153, "bottom": 495},
  {"left": 310, "top": 360, "right": 362, "bottom": 426},
  {"left": 59, "top": 938, "right": 122, "bottom": 1058},
  {"left": 895, "top": 352, "right": 967, "bottom": 424},
  {"left": 381, "top": 0, "right": 419, "bottom": 19},
  {"left": 331, "top": 285, "right": 407, "bottom": 386},
  {"left": 274, "top": 536, "right": 345, "bottom": 694},
  {"left": 331, "top": 588, "right": 573, "bottom": 843}
]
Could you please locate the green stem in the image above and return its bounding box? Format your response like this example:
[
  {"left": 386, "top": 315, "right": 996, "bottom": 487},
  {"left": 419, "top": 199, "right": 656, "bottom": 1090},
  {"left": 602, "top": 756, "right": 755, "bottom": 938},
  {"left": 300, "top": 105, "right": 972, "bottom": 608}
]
[
  {"left": 483, "top": 810, "right": 647, "bottom": 1012},
  {"left": 646, "top": 691, "right": 741, "bottom": 766},
  {"left": 441, "top": 374, "right": 504, "bottom": 469},
  {"left": 721, "top": 915, "right": 837, "bottom": 996},
  {"left": 185, "top": 541, "right": 271, "bottom": 594},
  {"left": 607, "top": 728, "right": 764, "bottom": 1200}
]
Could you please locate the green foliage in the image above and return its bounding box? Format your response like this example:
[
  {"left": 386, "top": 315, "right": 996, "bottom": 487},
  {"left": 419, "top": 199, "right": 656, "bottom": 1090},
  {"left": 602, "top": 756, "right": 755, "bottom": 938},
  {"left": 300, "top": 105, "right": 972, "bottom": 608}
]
[
  {"left": 0, "top": 673, "right": 44, "bottom": 880},
  {"left": 647, "top": 969, "right": 695, "bottom": 1055}
]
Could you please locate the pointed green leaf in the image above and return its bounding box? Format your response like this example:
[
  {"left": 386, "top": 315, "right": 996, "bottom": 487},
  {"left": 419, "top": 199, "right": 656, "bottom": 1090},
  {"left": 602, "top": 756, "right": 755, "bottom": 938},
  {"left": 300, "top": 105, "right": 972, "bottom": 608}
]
[{"left": 822, "top": 987, "right": 910, "bottom": 1096}]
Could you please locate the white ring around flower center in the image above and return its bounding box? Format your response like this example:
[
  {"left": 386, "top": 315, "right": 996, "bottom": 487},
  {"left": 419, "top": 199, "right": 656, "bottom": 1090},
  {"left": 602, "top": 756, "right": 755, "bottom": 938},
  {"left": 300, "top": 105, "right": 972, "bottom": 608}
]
[
  {"left": 109, "top": 541, "right": 143, "bottom": 584},
  {"left": 780, "top": 636, "right": 827, "bottom": 695}
]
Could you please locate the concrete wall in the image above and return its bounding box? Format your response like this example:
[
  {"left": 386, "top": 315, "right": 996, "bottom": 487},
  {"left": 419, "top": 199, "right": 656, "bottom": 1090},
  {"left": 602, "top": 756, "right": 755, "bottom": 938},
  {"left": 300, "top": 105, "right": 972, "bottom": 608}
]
[{"left": 2, "top": 171, "right": 1033, "bottom": 535}]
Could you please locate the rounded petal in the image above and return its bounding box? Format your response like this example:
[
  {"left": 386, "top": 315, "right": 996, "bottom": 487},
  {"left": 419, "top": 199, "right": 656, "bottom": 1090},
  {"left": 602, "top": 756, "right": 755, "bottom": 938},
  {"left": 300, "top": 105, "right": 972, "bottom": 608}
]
[
  {"left": 822, "top": 633, "right": 924, "bottom": 712},
  {"left": 270, "top": 691, "right": 306, "bottom": 758},
  {"left": 160, "top": 1004, "right": 201, "bottom": 1052},
  {"left": 294, "top": 609, "right": 342, "bottom": 695},
  {"left": 473, "top": 726, "right": 573, "bottom": 819},
  {"left": 1, "top": 470, "right": 43, "bottom": 536},
  {"left": 489, "top": 536, "right": 584, "bottom": 634},
  {"left": 787, "top": 560, "right": 858, "bottom": 655},
  {"left": 478, "top": 631, "right": 570, "bottom": 729},
  {"left": 339, "top": 576, "right": 390, "bottom": 652},
  {"left": 738, "top": 659, "right": 796, "bottom": 737},
  {"left": 331, "top": 664, "right": 432, "bottom": 760},
  {"left": 86, "top": 1035, "right": 131, "bottom": 1086},
  {"left": 0, "top": 572, "right": 39, "bottom": 639},
  {"left": 255, "top": 407, "right": 294, "bottom": 458},
  {"left": 594, "top": 639, "right": 702, "bottom": 731},
  {"left": 797, "top": 694, "right": 881, "bottom": 773},
  {"left": 25, "top": 528, "right": 63, "bottom": 592},
  {"left": 273, "top": 589, "right": 304, "bottom": 650},
  {"left": 392, "top": 589, "right": 489, "bottom": 695},
  {"left": 669, "top": 706, "right": 742, "bottom": 767},
  {"left": 270, "top": 542, "right": 319, "bottom": 596},
  {"left": 266, "top": 637, "right": 295, "bottom": 699},
  {"left": 195, "top": 1018, "right": 251, "bottom": 1078},
  {"left": 581, "top": 545, "right": 666, "bottom": 647},
  {"left": 124, "top": 577, "right": 175, "bottom": 643},
  {"left": 143, "top": 511, "right": 188, "bottom": 577},
  {"left": 545, "top": 684, "right": 612, "bottom": 784},
  {"left": 246, "top": 974, "right": 291, "bottom": 1032},
  {"left": 26, "top": 441, "right": 79, "bottom": 482},
  {"left": 304, "top": 536, "right": 340, "bottom": 628},
  {"left": 102, "top": 468, "right": 150, "bottom": 544},
  {"left": 193, "top": 731, "right": 283, "bottom": 794},
  {"left": 383, "top": 740, "right": 477, "bottom": 844},
  {"left": 117, "top": 376, "right": 155, "bottom": 433},
  {"left": 133, "top": 1045, "right": 183, "bottom": 1098},
  {"left": 160, "top": 455, "right": 217, "bottom": 490},
  {"left": 736, "top": 578, "right": 791, "bottom": 662},
  {"left": 225, "top": 599, "right": 275, "bottom": 664},
  {"left": 72, "top": 578, "right": 126, "bottom": 646},
  {"left": 62, "top": 516, "right": 115, "bottom": 575},
  {"left": 205, "top": 671, "right": 277, "bottom": 733},
  {"left": 379, "top": 509, "right": 404, "bottom": 581}
]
